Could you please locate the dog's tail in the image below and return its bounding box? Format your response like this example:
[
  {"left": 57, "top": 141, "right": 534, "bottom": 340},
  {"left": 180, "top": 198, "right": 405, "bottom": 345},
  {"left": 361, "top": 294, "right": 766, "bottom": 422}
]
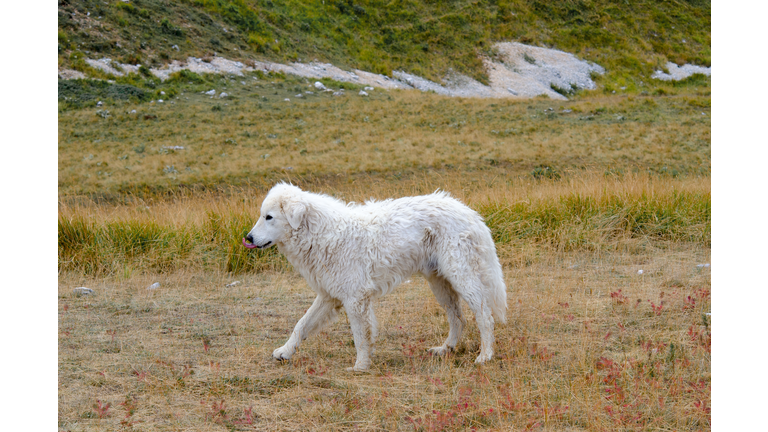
[{"left": 480, "top": 233, "right": 508, "bottom": 325}]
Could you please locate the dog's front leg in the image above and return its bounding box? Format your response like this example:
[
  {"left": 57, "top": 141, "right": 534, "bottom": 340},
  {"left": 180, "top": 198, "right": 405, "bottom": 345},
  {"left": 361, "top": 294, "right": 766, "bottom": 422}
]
[
  {"left": 273, "top": 295, "right": 340, "bottom": 361},
  {"left": 343, "top": 298, "right": 373, "bottom": 372}
]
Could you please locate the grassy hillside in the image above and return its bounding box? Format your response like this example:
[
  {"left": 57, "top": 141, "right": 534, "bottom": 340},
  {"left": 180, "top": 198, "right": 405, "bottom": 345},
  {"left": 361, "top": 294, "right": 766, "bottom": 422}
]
[{"left": 58, "top": 0, "right": 710, "bottom": 87}]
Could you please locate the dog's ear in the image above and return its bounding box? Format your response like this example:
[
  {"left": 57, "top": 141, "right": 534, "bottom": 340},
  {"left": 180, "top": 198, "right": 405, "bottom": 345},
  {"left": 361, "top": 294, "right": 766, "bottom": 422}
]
[{"left": 281, "top": 199, "right": 306, "bottom": 230}]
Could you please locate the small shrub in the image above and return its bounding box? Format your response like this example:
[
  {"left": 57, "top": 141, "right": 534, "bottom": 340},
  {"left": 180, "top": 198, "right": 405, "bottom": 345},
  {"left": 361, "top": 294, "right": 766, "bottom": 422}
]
[
  {"left": 524, "top": 53, "right": 536, "bottom": 64},
  {"left": 531, "top": 165, "right": 561, "bottom": 180}
]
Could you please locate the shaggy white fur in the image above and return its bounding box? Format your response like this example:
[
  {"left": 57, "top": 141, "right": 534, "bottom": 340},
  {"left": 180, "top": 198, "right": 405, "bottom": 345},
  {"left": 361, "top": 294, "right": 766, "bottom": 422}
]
[{"left": 245, "top": 184, "right": 508, "bottom": 371}]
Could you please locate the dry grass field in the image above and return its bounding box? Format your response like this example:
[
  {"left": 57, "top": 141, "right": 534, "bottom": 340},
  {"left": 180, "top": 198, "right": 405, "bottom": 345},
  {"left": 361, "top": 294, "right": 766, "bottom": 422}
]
[
  {"left": 58, "top": 243, "right": 710, "bottom": 431},
  {"left": 58, "top": 72, "right": 710, "bottom": 197}
]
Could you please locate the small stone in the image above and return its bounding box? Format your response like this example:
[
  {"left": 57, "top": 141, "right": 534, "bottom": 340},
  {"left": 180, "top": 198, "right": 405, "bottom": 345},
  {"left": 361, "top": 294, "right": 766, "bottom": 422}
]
[
  {"left": 158, "top": 99, "right": 164, "bottom": 103},
  {"left": 637, "top": 270, "right": 644, "bottom": 275},
  {"left": 314, "top": 81, "right": 327, "bottom": 90},
  {"left": 332, "top": 91, "right": 343, "bottom": 96},
  {"left": 96, "top": 101, "right": 103, "bottom": 107},
  {"left": 225, "top": 281, "right": 241, "bottom": 287},
  {"left": 364, "top": 86, "right": 374, "bottom": 91},
  {"left": 160, "top": 91, "right": 165, "bottom": 95},
  {"left": 204, "top": 89, "right": 216, "bottom": 96},
  {"left": 130, "top": 110, "right": 137, "bottom": 114},
  {"left": 696, "top": 263, "right": 711, "bottom": 268},
  {"left": 284, "top": 98, "right": 290, "bottom": 102},
  {"left": 295, "top": 94, "right": 303, "bottom": 98},
  {"left": 171, "top": 44, "right": 180, "bottom": 51},
  {"left": 147, "top": 282, "right": 160, "bottom": 290},
  {"left": 507, "top": 88, "right": 517, "bottom": 95},
  {"left": 359, "top": 90, "right": 368, "bottom": 96},
  {"left": 73, "top": 287, "right": 94, "bottom": 296},
  {"left": 219, "top": 92, "right": 228, "bottom": 98}
]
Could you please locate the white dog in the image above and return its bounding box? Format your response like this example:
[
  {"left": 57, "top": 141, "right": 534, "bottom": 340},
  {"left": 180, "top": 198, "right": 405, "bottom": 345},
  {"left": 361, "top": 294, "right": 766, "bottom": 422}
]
[{"left": 244, "top": 184, "right": 507, "bottom": 371}]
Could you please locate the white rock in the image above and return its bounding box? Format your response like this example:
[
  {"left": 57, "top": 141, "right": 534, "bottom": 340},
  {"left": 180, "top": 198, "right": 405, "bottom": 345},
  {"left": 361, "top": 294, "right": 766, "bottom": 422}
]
[
  {"left": 637, "top": 270, "right": 644, "bottom": 275},
  {"left": 295, "top": 94, "right": 303, "bottom": 98},
  {"left": 305, "top": 91, "right": 314, "bottom": 94},
  {"left": 314, "top": 81, "right": 327, "bottom": 90},
  {"left": 332, "top": 91, "right": 344, "bottom": 96},
  {"left": 160, "top": 91, "right": 166, "bottom": 95},
  {"left": 226, "top": 281, "right": 241, "bottom": 287},
  {"left": 73, "top": 287, "right": 94, "bottom": 295},
  {"left": 364, "top": 86, "right": 374, "bottom": 91},
  {"left": 284, "top": 98, "right": 290, "bottom": 101},
  {"left": 651, "top": 62, "right": 711, "bottom": 81},
  {"left": 696, "top": 263, "right": 711, "bottom": 268},
  {"left": 96, "top": 101, "right": 103, "bottom": 107},
  {"left": 171, "top": 44, "right": 180, "bottom": 51},
  {"left": 158, "top": 99, "right": 164, "bottom": 103},
  {"left": 359, "top": 90, "right": 368, "bottom": 96},
  {"left": 130, "top": 110, "right": 137, "bottom": 114},
  {"left": 204, "top": 89, "right": 216, "bottom": 96},
  {"left": 219, "top": 92, "right": 228, "bottom": 98},
  {"left": 147, "top": 282, "right": 160, "bottom": 290}
]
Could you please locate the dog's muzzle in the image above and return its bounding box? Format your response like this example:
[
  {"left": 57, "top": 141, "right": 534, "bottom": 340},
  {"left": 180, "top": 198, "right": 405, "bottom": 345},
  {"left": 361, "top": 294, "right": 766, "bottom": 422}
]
[{"left": 243, "top": 235, "right": 271, "bottom": 249}]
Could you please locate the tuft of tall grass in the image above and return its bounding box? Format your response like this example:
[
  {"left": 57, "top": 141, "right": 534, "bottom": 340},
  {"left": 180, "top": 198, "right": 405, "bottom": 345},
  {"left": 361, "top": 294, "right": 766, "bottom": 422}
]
[{"left": 479, "top": 189, "right": 710, "bottom": 251}]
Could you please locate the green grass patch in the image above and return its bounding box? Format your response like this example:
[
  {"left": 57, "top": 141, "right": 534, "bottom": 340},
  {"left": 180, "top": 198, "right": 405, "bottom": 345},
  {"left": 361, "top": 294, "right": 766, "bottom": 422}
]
[{"left": 58, "top": 79, "right": 151, "bottom": 108}]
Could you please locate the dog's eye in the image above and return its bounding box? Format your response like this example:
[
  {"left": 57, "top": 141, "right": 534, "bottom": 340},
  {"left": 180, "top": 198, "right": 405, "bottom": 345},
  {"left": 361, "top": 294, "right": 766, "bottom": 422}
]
[{"left": 265, "top": 215, "right": 273, "bottom": 220}]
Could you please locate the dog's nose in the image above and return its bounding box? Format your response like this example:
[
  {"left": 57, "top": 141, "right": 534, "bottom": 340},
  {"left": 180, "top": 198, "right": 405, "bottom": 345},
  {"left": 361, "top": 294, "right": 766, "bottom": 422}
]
[{"left": 245, "top": 233, "right": 254, "bottom": 243}]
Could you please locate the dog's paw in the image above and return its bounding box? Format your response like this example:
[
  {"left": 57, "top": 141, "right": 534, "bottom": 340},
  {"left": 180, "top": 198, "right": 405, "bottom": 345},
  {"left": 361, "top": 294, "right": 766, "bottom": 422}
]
[
  {"left": 474, "top": 352, "right": 493, "bottom": 364},
  {"left": 272, "top": 346, "right": 293, "bottom": 361},
  {"left": 428, "top": 345, "right": 452, "bottom": 356}
]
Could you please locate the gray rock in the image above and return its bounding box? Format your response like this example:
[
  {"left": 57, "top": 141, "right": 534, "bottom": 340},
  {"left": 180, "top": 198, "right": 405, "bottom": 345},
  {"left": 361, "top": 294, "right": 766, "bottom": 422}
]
[
  {"left": 204, "top": 89, "right": 216, "bottom": 96},
  {"left": 219, "top": 92, "right": 228, "bottom": 98},
  {"left": 359, "top": 90, "right": 368, "bottom": 96},
  {"left": 314, "top": 81, "right": 327, "bottom": 90}
]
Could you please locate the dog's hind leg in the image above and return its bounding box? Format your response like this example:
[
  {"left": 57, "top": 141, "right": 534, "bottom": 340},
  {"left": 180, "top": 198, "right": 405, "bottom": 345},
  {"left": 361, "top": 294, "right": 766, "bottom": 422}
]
[
  {"left": 343, "top": 297, "right": 374, "bottom": 371},
  {"left": 426, "top": 274, "right": 464, "bottom": 356},
  {"left": 272, "top": 295, "right": 341, "bottom": 361}
]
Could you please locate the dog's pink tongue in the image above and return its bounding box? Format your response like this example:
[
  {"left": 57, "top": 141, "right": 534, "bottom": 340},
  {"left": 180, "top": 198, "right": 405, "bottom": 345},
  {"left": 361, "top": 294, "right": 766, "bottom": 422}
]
[{"left": 242, "top": 238, "right": 258, "bottom": 249}]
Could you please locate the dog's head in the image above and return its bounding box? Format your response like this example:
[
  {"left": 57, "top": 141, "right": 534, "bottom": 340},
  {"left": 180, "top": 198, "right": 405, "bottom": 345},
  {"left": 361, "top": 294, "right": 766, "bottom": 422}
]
[{"left": 243, "top": 183, "right": 306, "bottom": 249}]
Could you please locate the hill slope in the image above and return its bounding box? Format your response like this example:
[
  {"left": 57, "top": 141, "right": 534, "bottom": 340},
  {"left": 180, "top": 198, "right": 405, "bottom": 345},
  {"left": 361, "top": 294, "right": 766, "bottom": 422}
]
[{"left": 59, "top": 0, "right": 710, "bottom": 88}]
